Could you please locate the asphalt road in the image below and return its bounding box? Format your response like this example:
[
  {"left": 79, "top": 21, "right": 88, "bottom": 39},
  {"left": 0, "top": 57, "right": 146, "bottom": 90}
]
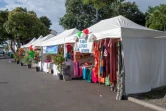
[{"left": 0, "top": 58, "right": 154, "bottom": 111}]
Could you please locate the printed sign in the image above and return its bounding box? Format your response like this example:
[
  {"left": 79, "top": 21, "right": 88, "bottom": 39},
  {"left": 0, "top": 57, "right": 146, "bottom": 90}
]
[
  {"left": 74, "top": 38, "right": 93, "bottom": 53},
  {"left": 43, "top": 45, "right": 58, "bottom": 54}
]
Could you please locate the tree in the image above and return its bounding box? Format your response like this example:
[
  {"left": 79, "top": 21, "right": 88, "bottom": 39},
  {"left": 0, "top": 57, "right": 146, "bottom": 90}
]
[
  {"left": 0, "top": 10, "right": 10, "bottom": 44},
  {"left": 40, "top": 16, "right": 52, "bottom": 28},
  {"left": 116, "top": 2, "right": 145, "bottom": 26},
  {"left": 59, "top": 0, "right": 145, "bottom": 30},
  {"left": 3, "top": 7, "right": 50, "bottom": 49},
  {"left": 59, "top": 0, "right": 96, "bottom": 30},
  {"left": 83, "top": 0, "right": 118, "bottom": 9},
  {"left": 146, "top": 4, "right": 166, "bottom": 31}
]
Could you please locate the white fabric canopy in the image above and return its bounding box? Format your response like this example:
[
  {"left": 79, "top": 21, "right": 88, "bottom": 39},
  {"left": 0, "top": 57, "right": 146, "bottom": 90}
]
[
  {"left": 63, "top": 15, "right": 166, "bottom": 44},
  {"left": 34, "top": 34, "right": 55, "bottom": 46},
  {"left": 31, "top": 35, "right": 43, "bottom": 45},
  {"left": 90, "top": 15, "right": 166, "bottom": 39},
  {"left": 41, "top": 28, "right": 79, "bottom": 46},
  {"left": 21, "top": 38, "right": 36, "bottom": 48}
]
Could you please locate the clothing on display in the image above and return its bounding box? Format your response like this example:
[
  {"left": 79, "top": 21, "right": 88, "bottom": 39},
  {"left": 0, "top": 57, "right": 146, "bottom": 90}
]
[
  {"left": 109, "top": 39, "right": 119, "bottom": 90},
  {"left": 74, "top": 62, "right": 80, "bottom": 77},
  {"left": 92, "top": 68, "right": 98, "bottom": 83},
  {"left": 87, "top": 68, "right": 92, "bottom": 83}
]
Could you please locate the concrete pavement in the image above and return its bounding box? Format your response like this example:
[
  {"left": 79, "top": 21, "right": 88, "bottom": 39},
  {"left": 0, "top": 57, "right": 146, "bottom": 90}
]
[{"left": 0, "top": 59, "right": 154, "bottom": 111}]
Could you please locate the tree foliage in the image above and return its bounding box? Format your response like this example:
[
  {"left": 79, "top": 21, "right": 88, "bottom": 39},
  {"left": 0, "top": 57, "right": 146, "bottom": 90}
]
[
  {"left": 59, "top": 0, "right": 145, "bottom": 30},
  {"left": 3, "top": 7, "right": 50, "bottom": 48},
  {"left": 146, "top": 4, "right": 166, "bottom": 31},
  {"left": 59, "top": 0, "right": 96, "bottom": 30},
  {"left": 83, "top": 0, "right": 118, "bottom": 9},
  {"left": 0, "top": 10, "right": 10, "bottom": 44},
  {"left": 116, "top": 2, "right": 145, "bottom": 26},
  {"left": 40, "top": 16, "right": 52, "bottom": 28}
]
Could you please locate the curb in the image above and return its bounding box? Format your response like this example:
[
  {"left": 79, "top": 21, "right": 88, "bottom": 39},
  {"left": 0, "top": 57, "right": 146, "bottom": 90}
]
[{"left": 128, "top": 97, "right": 166, "bottom": 111}]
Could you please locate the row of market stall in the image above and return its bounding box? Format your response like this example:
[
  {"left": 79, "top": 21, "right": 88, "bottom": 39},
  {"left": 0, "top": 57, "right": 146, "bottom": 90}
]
[{"left": 17, "top": 15, "right": 166, "bottom": 100}]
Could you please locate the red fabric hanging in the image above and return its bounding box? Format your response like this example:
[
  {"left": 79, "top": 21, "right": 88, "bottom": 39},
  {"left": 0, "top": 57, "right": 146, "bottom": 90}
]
[{"left": 109, "top": 39, "right": 118, "bottom": 84}]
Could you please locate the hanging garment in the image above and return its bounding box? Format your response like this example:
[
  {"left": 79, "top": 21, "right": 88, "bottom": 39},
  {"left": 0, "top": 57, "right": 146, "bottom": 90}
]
[
  {"left": 104, "top": 39, "right": 111, "bottom": 77},
  {"left": 99, "top": 40, "right": 106, "bottom": 78},
  {"left": 82, "top": 67, "right": 87, "bottom": 80},
  {"left": 79, "top": 67, "right": 82, "bottom": 77},
  {"left": 109, "top": 39, "right": 118, "bottom": 86},
  {"left": 93, "top": 43, "right": 99, "bottom": 75},
  {"left": 87, "top": 69, "right": 92, "bottom": 83},
  {"left": 74, "top": 62, "right": 80, "bottom": 77},
  {"left": 93, "top": 43, "right": 99, "bottom": 83},
  {"left": 105, "top": 75, "right": 110, "bottom": 86},
  {"left": 92, "top": 68, "right": 98, "bottom": 83},
  {"left": 98, "top": 40, "right": 105, "bottom": 84}
]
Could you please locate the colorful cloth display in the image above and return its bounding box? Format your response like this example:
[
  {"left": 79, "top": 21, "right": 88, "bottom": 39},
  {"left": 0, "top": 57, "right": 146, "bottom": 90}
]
[
  {"left": 92, "top": 68, "right": 98, "bottom": 83},
  {"left": 74, "top": 62, "right": 80, "bottom": 77},
  {"left": 109, "top": 39, "right": 119, "bottom": 90},
  {"left": 82, "top": 67, "right": 87, "bottom": 80},
  {"left": 87, "top": 69, "right": 92, "bottom": 83}
]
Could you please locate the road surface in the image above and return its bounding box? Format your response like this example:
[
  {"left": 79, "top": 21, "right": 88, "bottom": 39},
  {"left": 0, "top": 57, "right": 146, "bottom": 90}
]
[{"left": 0, "top": 58, "right": 154, "bottom": 111}]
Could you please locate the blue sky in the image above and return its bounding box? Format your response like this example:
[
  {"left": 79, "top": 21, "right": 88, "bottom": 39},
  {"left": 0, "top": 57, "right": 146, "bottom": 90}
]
[{"left": 0, "top": 0, "right": 166, "bottom": 33}]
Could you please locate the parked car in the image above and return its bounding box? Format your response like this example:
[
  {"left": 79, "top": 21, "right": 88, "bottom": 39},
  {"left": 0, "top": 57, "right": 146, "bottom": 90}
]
[{"left": 0, "top": 51, "right": 4, "bottom": 56}]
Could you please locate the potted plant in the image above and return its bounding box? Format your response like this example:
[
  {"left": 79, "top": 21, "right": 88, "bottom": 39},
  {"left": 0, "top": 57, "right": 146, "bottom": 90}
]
[
  {"left": 24, "top": 55, "right": 32, "bottom": 69},
  {"left": 34, "top": 51, "right": 41, "bottom": 72},
  {"left": 18, "top": 48, "right": 25, "bottom": 66},
  {"left": 20, "top": 57, "right": 24, "bottom": 66},
  {"left": 53, "top": 53, "right": 65, "bottom": 80},
  {"left": 14, "top": 53, "right": 20, "bottom": 64}
]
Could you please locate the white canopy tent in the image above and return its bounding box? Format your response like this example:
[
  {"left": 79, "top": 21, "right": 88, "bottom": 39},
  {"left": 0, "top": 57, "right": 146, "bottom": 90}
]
[
  {"left": 41, "top": 28, "right": 79, "bottom": 46},
  {"left": 21, "top": 38, "right": 36, "bottom": 48},
  {"left": 64, "top": 15, "right": 166, "bottom": 43},
  {"left": 63, "top": 15, "right": 166, "bottom": 95},
  {"left": 31, "top": 35, "right": 43, "bottom": 46},
  {"left": 34, "top": 34, "right": 55, "bottom": 47}
]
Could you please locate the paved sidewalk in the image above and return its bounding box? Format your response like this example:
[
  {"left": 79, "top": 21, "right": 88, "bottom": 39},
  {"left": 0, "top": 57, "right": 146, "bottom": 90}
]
[{"left": 0, "top": 59, "right": 154, "bottom": 111}]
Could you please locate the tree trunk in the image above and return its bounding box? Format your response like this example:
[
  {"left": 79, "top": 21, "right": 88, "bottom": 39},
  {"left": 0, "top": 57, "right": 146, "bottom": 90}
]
[
  {"left": 16, "top": 39, "right": 21, "bottom": 48},
  {"left": 10, "top": 40, "right": 15, "bottom": 53}
]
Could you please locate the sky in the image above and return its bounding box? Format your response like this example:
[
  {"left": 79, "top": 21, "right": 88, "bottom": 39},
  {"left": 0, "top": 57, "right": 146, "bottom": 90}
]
[{"left": 0, "top": 0, "right": 166, "bottom": 33}]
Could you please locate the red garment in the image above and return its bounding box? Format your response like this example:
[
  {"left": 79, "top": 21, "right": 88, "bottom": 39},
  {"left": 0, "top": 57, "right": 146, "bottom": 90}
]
[
  {"left": 66, "top": 44, "right": 72, "bottom": 52},
  {"left": 79, "top": 68, "right": 82, "bottom": 77},
  {"left": 93, "top": 43, "right": 99, "bottom": 75},
  {"left": 109, "top": 39, "right": 118, "bottom": 84},
  {"left": 92, "top": 68, "right": 98, "bottom": 83}
]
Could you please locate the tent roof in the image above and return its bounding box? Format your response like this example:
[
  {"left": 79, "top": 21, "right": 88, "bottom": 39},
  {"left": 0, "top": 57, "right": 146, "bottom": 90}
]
[
  {"left": 34, "top": 34, "right": 55, "bottom": 46},
  {"left": 21, "top": 38, "right": 36, "bottom": 48},
  {"left": 62, "top": 16, "right": 166, "bottom": 43},
  {"left": 41, "top": 28, "right": 79, "bottom": 46},
  {"left": 89, "top": 15, "right": 166, "bottom": 39},
  {"left": 88, "top": 15, "right": 154, "bottom": 33},
  {"left": 31, "top": 35, "right": 43, "bottom": 45}
]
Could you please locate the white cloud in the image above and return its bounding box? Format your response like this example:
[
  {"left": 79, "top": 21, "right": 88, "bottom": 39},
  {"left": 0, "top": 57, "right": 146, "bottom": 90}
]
[{"left": 0, "top": 0, "right": 66, "bottom": 33}]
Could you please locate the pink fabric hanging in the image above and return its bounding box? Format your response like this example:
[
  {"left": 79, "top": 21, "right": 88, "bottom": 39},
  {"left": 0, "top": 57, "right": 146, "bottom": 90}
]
[{"left": 74, "top": 62, "right": 80, "bottom": 77}]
